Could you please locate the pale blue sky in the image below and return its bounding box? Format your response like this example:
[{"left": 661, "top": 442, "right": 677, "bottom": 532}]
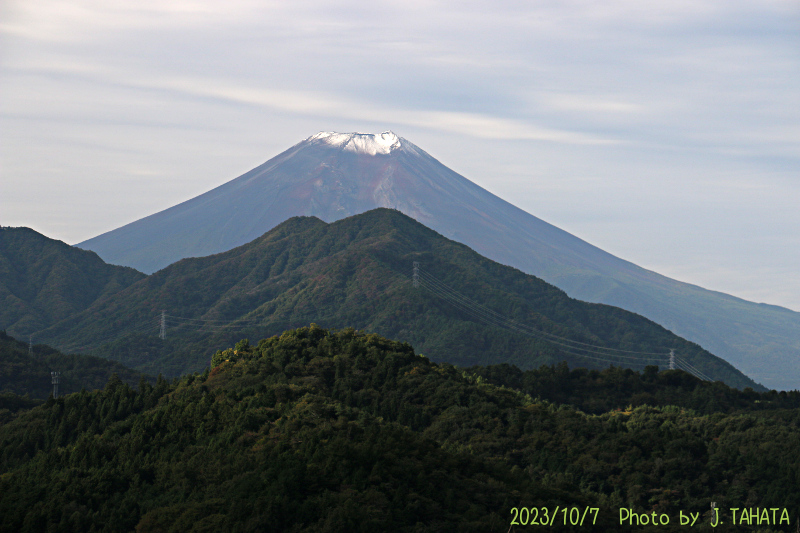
[{"left": 1, "top": 0, "right": 798, "bottom": 310}]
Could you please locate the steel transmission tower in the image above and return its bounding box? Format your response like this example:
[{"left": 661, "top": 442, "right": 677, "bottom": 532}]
[
  {"left": 51, "top": 371, "right": 60, "bottom": 399},
  {"left": 412, "top": 262, "right": 419, "bottom": 288},
  {"left": 669, "top": 349, "right": 675, "bottom": 370},
  {"left": 159, "top": 310, "right": 166, "bottom": 340}
]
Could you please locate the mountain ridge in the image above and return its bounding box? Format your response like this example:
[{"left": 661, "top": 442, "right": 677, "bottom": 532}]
[
  {"left": 0, "top": 226, "right": 145, "bottom": 337},
  {"left": 45, "top": 209, "right": 761, "bottom": 390},
  {"left": 74, "top": 132, "right": 800, "bottom": 390}
]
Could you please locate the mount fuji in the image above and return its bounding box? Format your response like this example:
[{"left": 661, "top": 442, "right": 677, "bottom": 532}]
[{"left": 77, "top": 131, "right": 800, "bottom": 390}]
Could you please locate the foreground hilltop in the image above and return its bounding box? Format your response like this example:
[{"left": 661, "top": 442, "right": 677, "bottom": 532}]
[
  {"left": 42, "top": 209, "right": 758, "bottom": 389},
  {"left": 0, "top": 326, "right": 796, "bottom": 531}
]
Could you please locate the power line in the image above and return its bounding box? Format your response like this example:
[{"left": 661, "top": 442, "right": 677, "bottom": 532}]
[
  {"left": 409, "top": 263, "right": 725, "bottom": 379},
  {"left": 57, "top": 312, "right": 266, "bottom": 354},
  {"left": 164, "top": 314, "right": 262, "bottom": 324},
  {"left": 673, "top": 356, "right": 715, "bottom": 382},
  {"left": 416, "top": 267, "right": 669, "bottom": 365},
  {"left": 419, "top": 270, "right": 665, "bottom": 357},
  {"left": 165, "top": 316, "right": 263, "bottom": 332},
  {"left": 673, "top": 359, "right": 706, "bottom": 381},
  {"left": 419, "top": 276, "right": 663, "bottom": 368},
  {"left": 58, "top": 318, "right": 160, "bottom": 354}
]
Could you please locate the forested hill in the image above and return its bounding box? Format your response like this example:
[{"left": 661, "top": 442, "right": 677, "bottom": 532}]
[
  {"left": 0, "top": 326, "right": 797, "bottom": 532},
  {"left": 35, "top": 209, "right": 758, "bottom": 389},
  {"left": 468, "top": 362, "right": 800, "bottom": 415},
  {"left": 0, "top": 227, "right": 145, "bottom": 337},
  {"left": 0, "top": 330, "right": 149, "bottom": 401}
]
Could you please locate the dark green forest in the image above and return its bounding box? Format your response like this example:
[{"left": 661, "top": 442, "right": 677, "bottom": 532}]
[
  {"left": 1, "top": 326, "right": 797, "bottom": 532},
  {"left": 0, "top": 330, "right": 148, "bottom": 419},
  {"left": 0, "top": 227, "right": 145, "bottom": 336},
  {"left": 468, "top": 363, "right": 800, "bottom": 415},
  {"left": 25, "top": 210, "right": 758, "bottom": 389}
]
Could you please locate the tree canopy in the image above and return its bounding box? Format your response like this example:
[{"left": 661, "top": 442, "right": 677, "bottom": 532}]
[{"left": 0, "top": 325, "right": 796, "bottom": 532}]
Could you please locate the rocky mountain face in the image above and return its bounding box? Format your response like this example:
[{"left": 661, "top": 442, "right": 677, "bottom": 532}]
[{"left": 76, "top": 132, "right": 800, "bottom": 390}]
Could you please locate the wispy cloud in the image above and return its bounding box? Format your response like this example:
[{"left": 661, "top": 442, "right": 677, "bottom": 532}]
[
  {"left": 1, "top": 0, "right": 798, "bottom": 308},
  {"left": 2, "top": 59, "right": 619, "bottom": 145}
]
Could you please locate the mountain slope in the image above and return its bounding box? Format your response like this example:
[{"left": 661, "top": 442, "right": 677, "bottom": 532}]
[
  {"left": 0, "top": 227, "right": 146, "bottom": 338},
  {"left": 0, "top": 331, "right": 149, "bottom": 400},
  {"left": 52, "top": 210, "right": 758, "bottom": 389},
  {"left": 75, "top": 132, "right": 800, "bottom": 390},
  {"left": 0, "top": 326, "right": 797, "bottom": 531}
]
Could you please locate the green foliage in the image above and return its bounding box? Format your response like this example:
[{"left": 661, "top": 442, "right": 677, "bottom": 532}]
[
  {"left": 0, "top": 330, "right": 150, "bottom": 401},
  {"left": 0, "top": 392, "right": 41, "bottom": 426},
  {"left": 468, "top": 363, "right": 800, "bottom": 415},
  {"left": 30, "top": 209, "right": 758, "bottom": 390},
  {"left": 0, "top": 226, "right": 145, "bottom": 337},
  {"left": 0, "top": 326, "right": 796, "bottom": 532}
]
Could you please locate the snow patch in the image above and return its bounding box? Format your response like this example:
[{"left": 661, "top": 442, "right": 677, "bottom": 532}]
[{"left": 308, "top": 131, "right": 403, "bottom": 155}]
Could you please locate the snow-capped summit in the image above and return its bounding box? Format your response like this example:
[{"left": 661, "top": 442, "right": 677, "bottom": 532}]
[{"left": 307, "top": 131, "right": 404, "bottom": 155}]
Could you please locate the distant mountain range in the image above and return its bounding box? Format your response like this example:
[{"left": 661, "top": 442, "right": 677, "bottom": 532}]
[
  {"left": 16, "top": 209, "right": 758, "bottom": 389},
  {"left": 75, "top": 132, "right": 800, "bottom": 390}
]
